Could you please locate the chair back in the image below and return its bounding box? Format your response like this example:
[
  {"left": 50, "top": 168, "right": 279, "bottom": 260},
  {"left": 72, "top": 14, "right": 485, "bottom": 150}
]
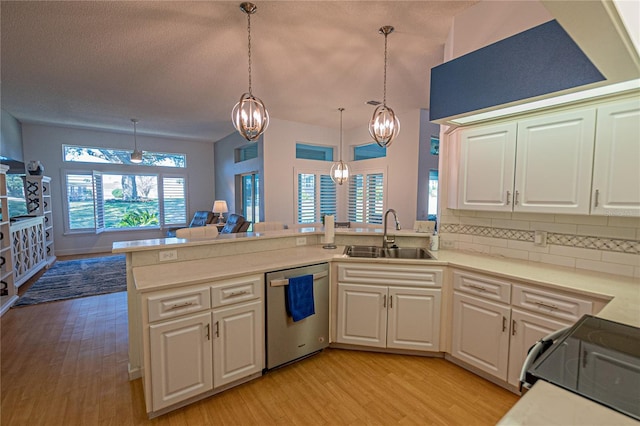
[
  {"left": 253, "top": 222, "right": 285, "bottom": 232},
  {"left": 220, "top": 214, "right": 247, "bottom": 234},
  {"left": 189, "top": 211, "right": 215, "bottom": 227},
  {"left": 176, "top": 226, "right": 219, "bottom": 239}
]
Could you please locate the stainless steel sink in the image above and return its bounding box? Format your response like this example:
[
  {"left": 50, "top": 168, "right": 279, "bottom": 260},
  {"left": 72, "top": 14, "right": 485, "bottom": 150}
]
[{"left": 343, "top": 245, "right": 433, "bottom": 260}]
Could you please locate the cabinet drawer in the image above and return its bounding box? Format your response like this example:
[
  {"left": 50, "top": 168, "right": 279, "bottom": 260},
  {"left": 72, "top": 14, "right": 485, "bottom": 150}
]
[
  {"left": 512, "top": 284, "right": 593, "bottom": 322},
  {"left": 212, "top": 275, "right": 263, "bottom": 308},
  {"left": 147, "top": 286, "right": 211, "bottom": 323},
  {"left": 338, "top": 264, "right": 442, "bottom": 287},
  {"left": 453, "top": 270, "right": 511, "bottom": 303}
]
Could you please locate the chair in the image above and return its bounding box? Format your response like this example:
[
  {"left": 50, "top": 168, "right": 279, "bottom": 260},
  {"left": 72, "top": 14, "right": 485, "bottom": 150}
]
[
  {"left": 253, "top": 222, "right": 285, "bottom": 232},
  {"left": 175, "top": 226, "right": 219, "bottom": 239},
  {"left": 167, "top": 211, "right": 215, "bottom": 237},
  {"left": 219, "top": 214, "right": 247, "bottom": 234}
]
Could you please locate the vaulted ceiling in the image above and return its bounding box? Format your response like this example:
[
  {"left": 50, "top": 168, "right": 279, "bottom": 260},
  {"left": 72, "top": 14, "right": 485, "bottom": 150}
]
[{"left": 1, "top": 1, "right": 478, "bottom": 142}]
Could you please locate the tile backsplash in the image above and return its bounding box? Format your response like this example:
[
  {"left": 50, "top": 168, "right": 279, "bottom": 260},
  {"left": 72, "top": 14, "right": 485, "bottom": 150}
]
[{"left": 439, "top": 212, "right": 640, "bottom": 278}]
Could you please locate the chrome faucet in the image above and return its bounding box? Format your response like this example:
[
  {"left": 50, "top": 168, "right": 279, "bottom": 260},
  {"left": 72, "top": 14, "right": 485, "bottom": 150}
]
[{"left": 383, "top": 208, "right": 401, "bottom": 249}]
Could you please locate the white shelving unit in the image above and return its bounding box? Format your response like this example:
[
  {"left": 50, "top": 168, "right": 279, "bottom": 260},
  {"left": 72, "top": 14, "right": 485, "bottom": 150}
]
[
  {"left": 23, "top": 175, "right": 56, "bottom": 266},
  {"left": 0, "top": 165, "right": 18, "bottom": 316}
]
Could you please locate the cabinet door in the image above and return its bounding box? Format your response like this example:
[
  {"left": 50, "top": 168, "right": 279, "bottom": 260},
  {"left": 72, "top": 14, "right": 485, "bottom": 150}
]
[
  {"left": 149, "top": 312, "right": 213, "bottom": 411},
  {"left": 387, "top": 287, "right": 441, "bottom": 352},
  {"left": 452, "top": 291, "right": 510, "bottom": 380},
  {"left": 592, "top": 99, "right": 640, "bottom": 216},
  {"left": 337, "top": 283, "right": 387, "bottom": 348},
  {"left": 507, "top": 308, "right": 570, "bottom": 387},
  {"left": 514, "top": 108, "right": 596, "bottom": 214},
  {"left": 457, "top": 123, "right": 517, "bottom": 211},
  {"left": 213, "top": 300, "right": 263, "bottom": 388}
]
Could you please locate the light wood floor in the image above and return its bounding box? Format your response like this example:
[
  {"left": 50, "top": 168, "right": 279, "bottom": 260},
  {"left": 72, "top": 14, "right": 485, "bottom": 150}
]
[{"left": 1, "top": 291, "right": 519, "bottom": 425}]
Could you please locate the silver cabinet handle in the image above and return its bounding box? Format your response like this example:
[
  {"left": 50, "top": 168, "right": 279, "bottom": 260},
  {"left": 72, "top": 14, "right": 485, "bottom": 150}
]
[
  {"left": 514, "top": 190, "right": 520, "bottom": 205},
  {"left": 205, "top": 323, "right": 211, "bottom": 340},
  {"left": 512, "top": 319, "right": 516, "bottom": 336},
  {"left": 390, "top": 295, "right": 393, "bottom": 309},
  {"left": 229, "top": 290, "right": 248, "bottom": 296},
  {"left": 467, "top": 284, "right": 486, "bottom": 292},
  {"left": 383, "top": 294, "right": 387, "bottom": 308},
  {"left": 502, "top": 316, "right": 507, "bottom": 332},
  {"left": 168, "top": 301, "right": 194, "bottom": 310},
  {"left": 506, "top": 191, "right": 511, "bottom": 206},
  {"left": 535, "top": 301, "right": 558, "bottom": 310},
  {"left": 215, "top": 321, "right": 220, "bottom": 338},
  {"left": 594, "top": 189, "right": 599, "bottom": 207}
]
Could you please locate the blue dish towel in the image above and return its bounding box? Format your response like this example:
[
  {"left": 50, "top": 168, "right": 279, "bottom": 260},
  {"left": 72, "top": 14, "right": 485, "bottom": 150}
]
[{"left": 285, "top": 274, "right": 315, "bottom": 322}]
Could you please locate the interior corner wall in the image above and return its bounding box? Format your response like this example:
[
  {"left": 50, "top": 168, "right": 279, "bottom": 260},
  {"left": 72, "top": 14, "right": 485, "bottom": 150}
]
[
  {"left": 21, "top": 123, "right": 215, "bottom": 255},
  {"left": 0, "top": 110, "right": 24, "bottom": 163},
  {"left": 214, "top": 132, "right": 264, "bottom": 217},
  {"left": 262, "top": 118, "right": 337, "bottom": 225},
  {"left": 416, "top": 109, "right": 439, "bottom": 221}
]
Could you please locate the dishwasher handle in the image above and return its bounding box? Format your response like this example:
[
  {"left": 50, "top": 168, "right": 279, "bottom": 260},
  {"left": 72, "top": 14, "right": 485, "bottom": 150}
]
[{"left": 269, "top": 270, "right": 328, "bottom": 287}]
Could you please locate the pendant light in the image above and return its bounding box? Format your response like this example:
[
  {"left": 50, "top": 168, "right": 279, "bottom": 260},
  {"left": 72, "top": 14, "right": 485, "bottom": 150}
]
[
  {"left": 232, "top": 2, "right": 269, "bottom": 142},
  {"left": 369, "top": 25, "right": 400, "bottom": 147},
  {"left": 330, "top": 108, "right": 350, "bottom": 185},
  {"left": 130, "top": 118, "right": 143, "bottom": 163}
]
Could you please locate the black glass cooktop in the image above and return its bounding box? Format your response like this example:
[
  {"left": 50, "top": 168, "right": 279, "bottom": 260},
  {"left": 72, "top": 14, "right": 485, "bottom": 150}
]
[{"left": 528, "top": 315, "right": 640, "bottom": 421}]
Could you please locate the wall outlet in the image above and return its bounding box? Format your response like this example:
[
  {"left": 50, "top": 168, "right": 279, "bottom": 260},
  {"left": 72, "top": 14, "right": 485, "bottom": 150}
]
[
  {"left": 296, "top": 237, "right": 307, "bottom": 246},
  {"left": 159, "top": 249, "right": 178, "bottom": 262},
  {"left": 534, "top": 230, "right": 547, "bottom": 247},
  {"left": 441, "top": 239, "right": 455, "bottom": 249}
]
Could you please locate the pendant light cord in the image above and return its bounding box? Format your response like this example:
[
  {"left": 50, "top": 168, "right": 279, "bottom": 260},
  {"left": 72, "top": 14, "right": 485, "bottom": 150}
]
[
  {"left": 247, "top": 12, "right": 253, "bottom": 95},
  {"left": 383, "top": 31, "right": 388, "bottom": 107},
  {"left": 339, "top": 108, "right": 344, "bottom": 161}
]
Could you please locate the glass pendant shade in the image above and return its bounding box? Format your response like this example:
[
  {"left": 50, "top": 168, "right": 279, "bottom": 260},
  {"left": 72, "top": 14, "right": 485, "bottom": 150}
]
[
  {"left": 233, "top": 2, "right": 269, "bottom": 142},
  {"left": 232, "top": 92, "right": 269, "bottom": 141},
  {"left": 330, "top": 160, "right": 350, "bottom": 185},
  {"left": 369, "top": 104, "right": 400, "bottom": 147},
  {"left": 130, "top": 118, "right": 143, "bottom": 163}
]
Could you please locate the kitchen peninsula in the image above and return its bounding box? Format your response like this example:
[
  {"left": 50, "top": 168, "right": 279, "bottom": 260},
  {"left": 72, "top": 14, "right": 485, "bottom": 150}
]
[{"left": 113, "top": 227, "right": 639, "bottom": 422}]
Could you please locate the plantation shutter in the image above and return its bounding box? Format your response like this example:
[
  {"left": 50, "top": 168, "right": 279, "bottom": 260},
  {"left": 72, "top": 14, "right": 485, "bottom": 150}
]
[
  {"left": 92, "top": 171, "right": 105, "bottom": 234},
  {"left": 319, "top": 174, "right": 336, "bottom": 218},
  {"left": 348, "top": 171, "right": 384, "bottom": 224},
  {"left": 297, "top": 173, "right": 316, "bottom": 223},
  {"left": 162, "top": 176, "right": 187, "bottom": 226}
]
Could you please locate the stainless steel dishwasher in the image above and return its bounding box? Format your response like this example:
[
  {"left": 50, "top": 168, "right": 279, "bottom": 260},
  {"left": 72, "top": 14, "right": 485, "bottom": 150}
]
[{"left": 265, "top": 262, "right": 329, "bottom": 370}]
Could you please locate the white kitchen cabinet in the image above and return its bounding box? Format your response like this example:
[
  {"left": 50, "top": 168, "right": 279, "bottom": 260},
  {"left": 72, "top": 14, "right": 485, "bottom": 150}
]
[
  {"left": 457, "top": 122, "right": 517, "bottom": 211},
  {"left": 212, "top": 299, "right": 262, "bottom": 387},
  {"left": 514, "top": 108, "right": 596, "bottom": 214},
  {"left": 591, "top": 98, "right": 640, "bottom": 216},
  {"left": 149, "top": 311, "right": 213, "bottom": 411},
  {"left": 336, "top": 264, "right": 442, "bottom": 352},
  {"left": 452, "top": 291, "right": 511, "bottom": 380}
]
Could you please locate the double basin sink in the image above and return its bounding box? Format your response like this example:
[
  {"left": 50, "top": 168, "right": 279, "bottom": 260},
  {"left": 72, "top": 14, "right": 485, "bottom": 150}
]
[{"left": 343, "top": 245, "right": 434, "bottom": 260}]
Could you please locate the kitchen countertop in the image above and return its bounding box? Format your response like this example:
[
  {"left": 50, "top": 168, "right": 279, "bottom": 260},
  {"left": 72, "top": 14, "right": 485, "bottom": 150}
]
[{"left": 123, "top": 234, "right": 639, "bottom": 425}]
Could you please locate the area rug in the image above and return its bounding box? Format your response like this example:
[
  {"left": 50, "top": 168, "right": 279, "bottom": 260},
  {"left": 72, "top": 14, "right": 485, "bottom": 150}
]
[{"left": 13, "top": 255, "right": 126, "bottom": 307}]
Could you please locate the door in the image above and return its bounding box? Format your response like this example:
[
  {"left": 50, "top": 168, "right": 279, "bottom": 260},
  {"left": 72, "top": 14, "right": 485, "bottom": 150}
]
[
  {"left": 507, "top": 308, "right": 570, "bottom": 387},
  {"left": 457, "top": 122, "right": 517, "bottom": 211},
  {"left": 149, "top": 312, "right": 213, "bottom": 411},
  {"left": 591, "top": 99, "right": 640, "bottom": 216},
  {"left": 452, "top": 292, "right": 510, "bottom": 380},
  {"left": 337, "top": 283, "right": 387, "bottom": 348},
  {"left": 213, "top": 300, "right": 263, "bottom": 388},
  {"left": 514, "top": 108, "right": 596, "bottom": 214},
  {"left": 387, "top": 287, "right": 441, "bottom": 351}
]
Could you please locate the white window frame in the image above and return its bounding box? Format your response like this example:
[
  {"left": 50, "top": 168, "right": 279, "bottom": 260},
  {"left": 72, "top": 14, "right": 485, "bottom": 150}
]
[
  {"left": 348, "top": 167, "right": 387, "bottom": 225},
  {"left": 294, "top": 167, "right": 337, "bottom": 224}
]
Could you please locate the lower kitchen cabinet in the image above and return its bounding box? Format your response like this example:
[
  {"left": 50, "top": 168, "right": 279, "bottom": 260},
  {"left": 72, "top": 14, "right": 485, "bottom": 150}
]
[
  {"left": 336, "top": 263, "right": 442, "bottom": 352},
  {"left": 150, "top": 311, "right": 213, "bottom": 411}
]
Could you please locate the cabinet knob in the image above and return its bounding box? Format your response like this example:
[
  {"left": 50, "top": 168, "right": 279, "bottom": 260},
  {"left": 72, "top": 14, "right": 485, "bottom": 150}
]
[
  {"left": 383, "top": 294, "right": 387, "bottom": 308},
  {"left": 514, "top": 190, "right": 520, "bottom": 206},
  {"left": 594, "top": 189, "right": 600, "bottom": 207}
]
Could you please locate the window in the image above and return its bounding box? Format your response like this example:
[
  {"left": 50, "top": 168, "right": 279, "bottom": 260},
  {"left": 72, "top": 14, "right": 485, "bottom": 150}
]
[
  {"left": 64, "top": 171, "right": 186, "bottom": 232},
  {"left": 241, "top": 173, "right": 260, "bottom": 223},
  {"left": 348, "top": 170, "right": 385, "bottom": 224},
  {"left": 5, "top": 174, "right": 28, "bottom": 218},
  {"left": 296, "top": 143, "right": 333, "bottom": 161},
  {"left": 63, "top": 145, "right": 186, "bottom": 167},
  {"left": 354, "top": 143, "right": 386, "bottom": 160},
  {"left": 428, "top": 170, "right": 438, "bottom": 216},
  {"left": 296, "top": 171, "right": 336, "bottom": 223},
  {"left": 235, "top": 145, "right": 258, "bottom": 163}
]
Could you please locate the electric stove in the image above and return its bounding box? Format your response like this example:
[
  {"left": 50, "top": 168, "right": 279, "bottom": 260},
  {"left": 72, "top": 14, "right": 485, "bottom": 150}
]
[{"left": 527, "top": 315, "right": 640, "bottom": 421}]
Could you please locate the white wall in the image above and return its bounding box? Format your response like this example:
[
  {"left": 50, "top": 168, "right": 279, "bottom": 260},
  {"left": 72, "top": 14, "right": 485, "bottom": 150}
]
[{"left": 21, "top": 123, "right": 215, "bottom": 255}]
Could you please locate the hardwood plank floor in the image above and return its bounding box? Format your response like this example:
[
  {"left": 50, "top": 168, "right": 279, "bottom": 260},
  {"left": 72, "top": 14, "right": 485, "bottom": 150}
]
[{"left": 1, "top": 291, "right": 519, "bottom": 425}]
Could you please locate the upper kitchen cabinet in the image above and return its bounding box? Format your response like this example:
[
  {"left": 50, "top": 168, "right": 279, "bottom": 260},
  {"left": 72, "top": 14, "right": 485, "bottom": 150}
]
[
  {"left": 514, "top": 108, "right": 595, "bottom": 214},
  {"left": 591, "top": 99, "right": 640, "bottom": 217},
  {"left": 456, "top": 123, "right": 517, "bottom": 211}
]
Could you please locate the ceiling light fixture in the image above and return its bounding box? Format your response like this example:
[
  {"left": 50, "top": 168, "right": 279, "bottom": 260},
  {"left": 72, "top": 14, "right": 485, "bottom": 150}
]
[
  {"left": 232, "top": 2, "right": 269, "bottom": 142},
  {"left": 130, "top": 118, "right": 143, "bottom": 164},
  {"left": 330, "top": 107, "right": 350, "bottom": 185},
  {"left": 369, "top": 25, "right": 400, "bottom": 147}
]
